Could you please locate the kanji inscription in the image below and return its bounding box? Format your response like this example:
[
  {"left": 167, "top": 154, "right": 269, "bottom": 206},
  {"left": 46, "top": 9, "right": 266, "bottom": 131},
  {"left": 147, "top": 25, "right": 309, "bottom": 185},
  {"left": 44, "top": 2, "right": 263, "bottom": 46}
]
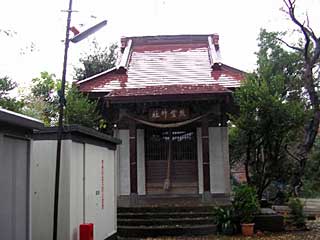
[{"left": 149, "top": 108, "right": 189, "bottom": 122}]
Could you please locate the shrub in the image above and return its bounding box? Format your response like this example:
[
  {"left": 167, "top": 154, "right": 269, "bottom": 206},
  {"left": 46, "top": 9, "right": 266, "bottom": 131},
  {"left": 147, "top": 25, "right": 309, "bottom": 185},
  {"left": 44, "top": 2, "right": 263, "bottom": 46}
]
[
  {"left": 288, "top": 198, "right": 306, "bottom": 228},
  {"left": 233, "top": 184, "right": 260, "bottom": 223},
  {"left": 214, "top": 207, "right": 237, "bottom": 235}
]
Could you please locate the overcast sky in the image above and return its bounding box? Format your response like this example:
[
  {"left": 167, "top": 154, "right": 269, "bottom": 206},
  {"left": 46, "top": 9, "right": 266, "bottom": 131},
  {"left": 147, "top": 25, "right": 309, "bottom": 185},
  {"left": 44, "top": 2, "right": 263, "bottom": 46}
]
[{"left": 0, "top": 0, "right": 319, "bottom": 89}]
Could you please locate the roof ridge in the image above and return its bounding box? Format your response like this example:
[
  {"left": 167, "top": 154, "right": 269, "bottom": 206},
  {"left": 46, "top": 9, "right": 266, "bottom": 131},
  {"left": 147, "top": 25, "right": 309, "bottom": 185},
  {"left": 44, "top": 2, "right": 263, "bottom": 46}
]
[
  {"left": 117, "top": 39, "right": 132, "bottom": 70},
  {"left": 208, "top": 35, "right": 222, "bottom": 68},
  {"left": 121, "top": 34, "right": 219, "bottom": 46}
]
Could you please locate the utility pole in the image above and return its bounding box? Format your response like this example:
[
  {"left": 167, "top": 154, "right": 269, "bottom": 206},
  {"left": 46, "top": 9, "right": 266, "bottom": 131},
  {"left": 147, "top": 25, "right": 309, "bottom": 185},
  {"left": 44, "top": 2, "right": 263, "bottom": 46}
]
[
  {"left": 53, "top": 0, "right": 73, "bottom": 239},
  {"left": 53, "top": 1, "right": 107, "bottom": 239}
]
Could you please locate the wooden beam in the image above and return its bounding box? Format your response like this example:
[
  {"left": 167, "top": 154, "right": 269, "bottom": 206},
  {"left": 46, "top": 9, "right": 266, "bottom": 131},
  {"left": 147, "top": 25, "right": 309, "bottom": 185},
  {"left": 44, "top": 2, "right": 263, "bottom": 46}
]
[
  {"left": 202, "top": 116, "right": 210, "bottom": 192},
  {"left": 129, "top": 120, "right": 138, "bottom": 194}
]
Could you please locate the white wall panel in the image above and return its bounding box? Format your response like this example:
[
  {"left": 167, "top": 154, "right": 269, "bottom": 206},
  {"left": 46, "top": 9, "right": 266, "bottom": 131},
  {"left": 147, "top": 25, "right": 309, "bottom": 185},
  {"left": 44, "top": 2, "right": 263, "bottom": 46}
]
[
  {"left": 209, "top": 127, "right": 226, "bottom": 193},
  {"left": 0, "top": 136, "right": 29, "bottom": 240},
  {"left": 31, "top": 140, "right": 55, "bottom": 240},
  {"left": 118, "top": 130, "right": 130, "bottom": 195},
  {"left": 84, "top": 144, "right": 116, "bottom": 240},
  {"left": 31, "top": 136, "right": 117, "bottom": 240},
  {"left": 69, "top": 142, "right": 84, "bottom": 240},
  {"left": 31, "top": 140, "right": 71, "bottom": 240},
  {"left": 221, "top": 127, "right": 231, "bottom": 194}
]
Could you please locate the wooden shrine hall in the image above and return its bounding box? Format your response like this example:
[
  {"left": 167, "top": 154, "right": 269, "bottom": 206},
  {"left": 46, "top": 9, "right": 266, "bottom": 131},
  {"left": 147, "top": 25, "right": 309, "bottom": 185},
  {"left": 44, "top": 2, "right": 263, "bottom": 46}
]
[{"left": 77, "top": 34, "right": 244, "bottom": 205}]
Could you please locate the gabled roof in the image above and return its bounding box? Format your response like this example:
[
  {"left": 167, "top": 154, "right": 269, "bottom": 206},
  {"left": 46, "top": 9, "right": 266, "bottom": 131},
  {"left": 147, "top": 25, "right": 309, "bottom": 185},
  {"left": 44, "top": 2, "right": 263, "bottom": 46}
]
[{"left": 77, "top": 34, "right": 245, "bottom": 101}]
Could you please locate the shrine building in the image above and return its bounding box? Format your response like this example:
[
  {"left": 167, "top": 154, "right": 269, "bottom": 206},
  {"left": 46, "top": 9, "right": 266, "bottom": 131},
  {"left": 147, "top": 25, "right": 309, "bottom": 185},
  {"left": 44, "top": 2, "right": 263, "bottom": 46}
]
[{"left": 77, "top": 34, "right": 244, "bottom": 204}]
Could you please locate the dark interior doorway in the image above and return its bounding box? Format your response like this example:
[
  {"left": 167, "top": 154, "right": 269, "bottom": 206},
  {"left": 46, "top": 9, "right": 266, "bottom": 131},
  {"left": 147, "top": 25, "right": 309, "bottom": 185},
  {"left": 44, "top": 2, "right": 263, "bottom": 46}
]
[{"left": 145, "top": 127, "right": 198, "bottom": 194}]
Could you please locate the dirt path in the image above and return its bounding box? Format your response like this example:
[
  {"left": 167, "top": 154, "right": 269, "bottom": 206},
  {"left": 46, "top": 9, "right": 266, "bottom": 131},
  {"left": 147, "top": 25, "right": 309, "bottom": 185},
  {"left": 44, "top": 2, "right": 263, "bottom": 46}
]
[{"left": 149, "top": 219, "right": 320, "bottom": 240}]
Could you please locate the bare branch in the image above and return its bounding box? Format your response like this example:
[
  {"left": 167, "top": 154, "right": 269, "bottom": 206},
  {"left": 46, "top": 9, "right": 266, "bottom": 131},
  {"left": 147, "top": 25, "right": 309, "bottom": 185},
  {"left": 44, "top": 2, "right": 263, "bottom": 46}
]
[
  {"left": 276, "top": 37, "right": 303, "bottom": 52},
  {"left": 284, "top": 0, "right": 320, "bottom": 196},
  {"left": 285, "top": 144, "right": 300, "bottom": 163},
  {"left": 284, "top": 0, "right": 310, "bottom": 61},
  {"left": 312, "top": 44, "right": 320, "bottom": 66},
  {"left": 305, "top": 12, "right": 318, "bottom": 43}
]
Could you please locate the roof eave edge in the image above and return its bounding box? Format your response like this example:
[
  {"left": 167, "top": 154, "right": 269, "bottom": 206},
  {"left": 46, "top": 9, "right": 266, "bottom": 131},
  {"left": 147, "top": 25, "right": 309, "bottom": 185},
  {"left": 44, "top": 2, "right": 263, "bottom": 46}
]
[{"left": 76, "top": 67, "right": 118, "bottom": 85}]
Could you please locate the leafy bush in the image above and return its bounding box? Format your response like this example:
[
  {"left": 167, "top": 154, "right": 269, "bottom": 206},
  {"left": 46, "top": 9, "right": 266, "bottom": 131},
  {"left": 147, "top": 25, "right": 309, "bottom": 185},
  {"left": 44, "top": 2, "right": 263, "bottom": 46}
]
[
  {"left": 214, "top": 207, "right": 237, "bottom": 235},
  {"left": 64, "top": 86, "right": 102, "bottom": 128},
  {"left": 288, "top": 198, "right": 306, "bottom": 228},
  {"left": 233, "top": 184, "right": 260, "bottom": 223}
]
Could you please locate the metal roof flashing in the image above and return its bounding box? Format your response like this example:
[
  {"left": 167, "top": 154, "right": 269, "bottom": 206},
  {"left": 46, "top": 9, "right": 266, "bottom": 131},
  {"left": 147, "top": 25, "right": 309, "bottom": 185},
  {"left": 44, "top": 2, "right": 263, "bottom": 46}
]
[
  {"left": 33, "top": 125, "right": 121, "bottom": 150},
  {"left": 0, "top": 108, "right": 44, "bottom": 130}
]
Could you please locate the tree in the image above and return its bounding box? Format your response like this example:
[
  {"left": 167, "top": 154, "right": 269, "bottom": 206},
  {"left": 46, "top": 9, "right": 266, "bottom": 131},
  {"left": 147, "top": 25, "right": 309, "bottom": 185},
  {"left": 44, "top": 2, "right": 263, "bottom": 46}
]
[
  {"left": 31, "top": 71, "right": 58, "bottom": 102},
  {"left": 23, "top": 71, "right": 103, "bottom": 128},
  {"left": 280, "top": 0, "right": 320, "bottom": 195},
  {"left": 0, "top": 76, "right": 24, "bottom": 112},
  {"left": 0, "top": 76, "right": 16, "bottom": 98},
  {"left": 301, "top": 137, "right": 320, "bottom": 197},
  {"left": 64, "top": 86, "right": 101, "bottom": 128},
  {"left": 230, "top": 30, "right": 306, "bottom": 199},
  {"left": 22, "top": 72, "right": 59, "bottom": 126},
  {"left": 74, "top": 40, "right": 118, "bottom": 81}
]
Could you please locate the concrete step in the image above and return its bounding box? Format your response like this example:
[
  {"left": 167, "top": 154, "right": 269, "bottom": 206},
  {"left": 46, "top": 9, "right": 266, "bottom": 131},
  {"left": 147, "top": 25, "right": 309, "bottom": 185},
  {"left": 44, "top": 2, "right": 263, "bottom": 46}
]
[
  {"left": 117, "top": 205, "right": 218, "bottom": 238},
  {"left": 118, "top": 206, "right": 216, "bottom": 213},
  {"left": 118, "top": 217, "right": 216, "bottom": 226},
  {"left": 117, "top": 224, "right": 217, "bottom": 238},
  {"left": 118, "top": 211, "right": 216, "bottom": 219}
]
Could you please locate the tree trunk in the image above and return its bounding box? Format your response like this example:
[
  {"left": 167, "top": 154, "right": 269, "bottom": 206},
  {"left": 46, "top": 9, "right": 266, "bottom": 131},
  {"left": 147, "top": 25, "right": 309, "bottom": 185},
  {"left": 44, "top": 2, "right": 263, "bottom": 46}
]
[
  {"left": 284, "top": 0, "right": 320, "bottom": 196},
  {"left": 292, "top": 66, "right": 320, "bottom": 196}
]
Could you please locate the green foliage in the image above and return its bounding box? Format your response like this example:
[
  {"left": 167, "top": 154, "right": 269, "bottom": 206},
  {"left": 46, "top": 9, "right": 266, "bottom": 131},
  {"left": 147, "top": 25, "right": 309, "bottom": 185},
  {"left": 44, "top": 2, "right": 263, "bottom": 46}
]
[
  {"left": 214, "top": 207, "right": 237, "bottom": 235},
  {"left": 22, "top": 71, "right": 59, "bottom": 126},
  {"left": 22, "top": 71, "right": 104, "bottom": 129},
  {"left": 22, "top": 97, "right": 53, "bottom": 125},
  {"left": 230, "top": 29, "right": 306, "bottom": 199},
  {"left": 31, "top": 72, "right": 57, "bottom": 101},
  {"left": 64, "top": 86, "right": 101, "bottom": 128},
  {"left": 74, "top": 40, "right": 118, "bottom": 81},
  {"left": 301, "top": 137, "right": 320, "bottom": 198},
  {"left": 0, "top": 76, "right": 17, "bottom": 97},
  {"left": 256, "top": 29, "right": 304, "bottom": 101},
  {"left": 0, "top": 76, "right": 24, "bottom": 112},
  {"left": 233, "top": 185, "right": 260, "bottom": 223},
  {"left": 288, "top": 198, "right": 306, "bottom": 228},
  {"left": 0, "top": 98, "right": 24, "bottom": 112}
]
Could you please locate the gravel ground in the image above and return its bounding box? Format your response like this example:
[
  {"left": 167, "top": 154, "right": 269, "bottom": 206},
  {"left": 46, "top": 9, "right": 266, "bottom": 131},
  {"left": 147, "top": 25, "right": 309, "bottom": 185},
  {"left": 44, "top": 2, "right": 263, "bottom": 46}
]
[{"left": 147, "top": 219, "right": 320, "bottom": 240}]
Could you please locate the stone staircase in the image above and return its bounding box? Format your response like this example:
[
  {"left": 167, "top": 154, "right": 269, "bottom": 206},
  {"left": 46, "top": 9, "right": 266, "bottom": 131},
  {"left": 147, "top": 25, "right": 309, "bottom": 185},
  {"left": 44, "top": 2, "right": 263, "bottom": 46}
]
[{"left": 117, "top": 206, "right": 217, "bottom": 238}]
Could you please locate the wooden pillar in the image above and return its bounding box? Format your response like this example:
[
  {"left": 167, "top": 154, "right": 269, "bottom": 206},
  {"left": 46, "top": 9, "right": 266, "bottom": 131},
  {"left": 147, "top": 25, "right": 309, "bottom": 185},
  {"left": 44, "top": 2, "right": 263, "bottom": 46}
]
[
  {"left": 129, "top": 121, "right": 138, "bottom": 194},
  {"left": 202, "top": 116, "right": 210, "bottom": 192}
]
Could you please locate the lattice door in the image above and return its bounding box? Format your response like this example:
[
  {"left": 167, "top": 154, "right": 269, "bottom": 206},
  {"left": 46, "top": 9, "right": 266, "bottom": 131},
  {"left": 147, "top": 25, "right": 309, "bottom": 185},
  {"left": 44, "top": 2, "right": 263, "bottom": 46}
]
[{"left": 145, "top": 127, "right": 198, "bottom": 194}]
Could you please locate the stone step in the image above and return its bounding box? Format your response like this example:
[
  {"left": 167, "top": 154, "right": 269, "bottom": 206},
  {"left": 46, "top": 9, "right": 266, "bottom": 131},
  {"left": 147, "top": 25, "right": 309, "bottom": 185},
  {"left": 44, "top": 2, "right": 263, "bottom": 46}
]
[
  {"left": 118, "top": 217, "right": 216, "bottom": 226},
  {"left": 118, "top": 211, "right": 216, "bottom": 219},
  {"left": 117, "top": 224, "right": 217, "bottom": 238},
  {"left": 118, "top": 206, "right": 216, "bottom": 213}
]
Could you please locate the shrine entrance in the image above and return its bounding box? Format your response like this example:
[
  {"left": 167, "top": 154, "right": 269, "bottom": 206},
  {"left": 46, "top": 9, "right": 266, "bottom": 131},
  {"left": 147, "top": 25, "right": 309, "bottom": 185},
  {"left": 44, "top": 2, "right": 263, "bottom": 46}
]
[{"left": 145, "top": 127, "right": 198, "bottom": 194}]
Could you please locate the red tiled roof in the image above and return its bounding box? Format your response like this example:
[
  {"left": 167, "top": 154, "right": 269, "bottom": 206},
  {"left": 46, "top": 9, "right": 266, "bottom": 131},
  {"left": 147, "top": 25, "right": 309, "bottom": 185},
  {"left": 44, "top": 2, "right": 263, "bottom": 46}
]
[{"left": 78, "top": 34, "right": 245, "bottom": 99}]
